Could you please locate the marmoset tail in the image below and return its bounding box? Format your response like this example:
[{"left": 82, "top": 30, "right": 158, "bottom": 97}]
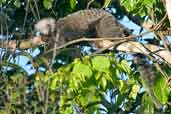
[{"left": 134, "top": 54, "right": 163, "bottom": 110}]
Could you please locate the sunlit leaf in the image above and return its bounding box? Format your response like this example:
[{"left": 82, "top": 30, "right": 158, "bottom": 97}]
[
  {"left": 120, "top": 60, "right": 131, "bottom": 74},
  {"left": 121, "top": 0, "right": 157, "bottom": 17},
  {"left": 104, "top": 73, "right": 113, "bottom": 82},
  {"left": 35, "top": 72, "right": 43, "bottom": 81},
  {"left": 43, "top": 0, "right": 53, "bottom": 9},
  {"left": 50, "top": 78, "right": 58, "bottom": 90},
  {"left": 129, "top": 84, "right": 140, "bottom": 99},
  {"left": 70, "top": 0, "right": 77, "bottom": 9},
  {"left": 100, "top": 77, "right": 107, "bottom": 90},
  {"left": 72, "top": 63, "right": 92, "bottom": 77},
  {"left": 80, "top": 96, "right": 87, "bottom": 106},
  {"left": 59, "top": 96, "right": 67, "bottom": 107},
  {"left": 153, "top": 76, "right": 170, "bottom": 104},
  {"left": 92, "top": 56, "right": 110, "bottom": 71},
  {"left": 63, "top": 107, "right": 73, "bottom": 114},
  {"left": 103, "top": 0, "right": 111, "bottom": 8}
]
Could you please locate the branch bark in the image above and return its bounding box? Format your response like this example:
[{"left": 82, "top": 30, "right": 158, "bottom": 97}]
[
  {"left": 0, "top": 36, "right": 44, "bottom": 50},
  {"left": 116, "top": 41, "right": 171, "bottom": 64},
  {"left": 1, "top": 31, "right": 171, "bottom": 64}
]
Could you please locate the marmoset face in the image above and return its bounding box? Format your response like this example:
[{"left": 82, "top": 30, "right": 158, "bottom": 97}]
[{"left": 34, "top": 18, "right": 56, "bottom": 36}]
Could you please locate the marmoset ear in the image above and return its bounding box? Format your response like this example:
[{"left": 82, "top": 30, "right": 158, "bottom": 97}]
[{"left": 34, "top": 18, "right": 56, "bottom": 35}]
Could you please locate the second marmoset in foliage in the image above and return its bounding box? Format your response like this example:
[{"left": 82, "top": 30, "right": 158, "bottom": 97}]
[{"left": 34, "top": 9, "right": 132, "bottom": 53}]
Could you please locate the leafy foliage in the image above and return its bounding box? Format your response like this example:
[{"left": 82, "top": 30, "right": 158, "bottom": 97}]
[
  {"left": 121, "top": 0, "right": 169, "bottom": 28},
  {"left": 1, "top": 54, "right": 170, "bottom": 113},
  {"left": 0, "top": 55, "right": 137, "bottom": 113},
  {"left": 1, "top": 0, "right": 171, "bottom": 114},
  {"left": 154, "top": 75, "right": 170, "bottom": 104}
]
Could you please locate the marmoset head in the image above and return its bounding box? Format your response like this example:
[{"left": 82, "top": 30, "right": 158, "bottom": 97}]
[{"left": 34, "top": 18, "right": 56, "bottom": 36}]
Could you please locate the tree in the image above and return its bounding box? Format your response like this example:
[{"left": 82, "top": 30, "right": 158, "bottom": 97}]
[{"left": 0, "top": 0, "right": 171, "bottom": 114}]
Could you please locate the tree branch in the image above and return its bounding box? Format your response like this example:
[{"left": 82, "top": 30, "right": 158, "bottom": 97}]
[
  {"left": 1, "top": 26, "right": 171, "bottom": 65},
  {"left": 116, "top": 41, "right": 171, "bottom": 64},
  {"left": 0, "top": 36, "right": 44, "bottom": 50},
  {"left": 44, "top": 30, "right": 154, "bottom": 54}
]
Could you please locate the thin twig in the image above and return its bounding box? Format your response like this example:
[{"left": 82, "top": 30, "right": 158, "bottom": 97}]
[
  {"left": 87, "top": 0, "right": 95, "bottom": 9},
  {"left": 155, "top": 13, "right": 168, "bottom": 30},
  {"left": 23, "top": 0, "right": 30, "bottom": 29},
  {"left": 33, "top": 0, "right": 40, "bottom": 20}
]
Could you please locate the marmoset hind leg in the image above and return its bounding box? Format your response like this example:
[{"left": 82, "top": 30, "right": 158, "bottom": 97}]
[{"left": 94, "top": 15, "right": 131, "bottom": 48}]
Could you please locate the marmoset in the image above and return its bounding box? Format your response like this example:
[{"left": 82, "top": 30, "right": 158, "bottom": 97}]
[{"left": 34, "top": 9, "right": 131, "bottom": 56}]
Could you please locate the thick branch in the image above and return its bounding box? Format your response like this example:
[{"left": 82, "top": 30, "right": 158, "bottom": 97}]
[
  {"left": 44, "top": 30, "right": 154, "bottom": 54},
  {"left": 0, "top": 36, "right": 44, "bottom": 50},
  {"left": 166, "top": 0, "right": 171, "bottom": 26},
  {"left": 1, "top": 30, "right": 171, "bottom": 64},
  {"left": 116, "top": 41, "right": 171, "bottom": 64}
]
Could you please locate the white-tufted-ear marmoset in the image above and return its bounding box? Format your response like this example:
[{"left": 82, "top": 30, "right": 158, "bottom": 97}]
[{"left": 34, "top": 9, "right": 132, "bottom": 60}]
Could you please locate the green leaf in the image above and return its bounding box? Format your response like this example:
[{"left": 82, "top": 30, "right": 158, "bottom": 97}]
[
  {"left": 153, "top": 76, "right": 170, "bottom": 104},
  {"left": 59, "top": 96, "right": 67, "bottom": 107},
  {"left": 43, "top": 0, "right": 53, "bottom": 9},
  {"left": 129, "top": 84, "right": 140, "bottom": 99},
  {"left": 119, "top": 60, "right": 131, "bottom": 74},
  {"left": 10, "top": 73, "right": 24, "bottom": 82},
  {"left": 63, "top": 107, "right": 73, "bottom": 114},
  {"left": 0, "top": 0, "right": 6, "bottom": 5},
  {"left": 50, "top": 78, "right": 58, "bottom": 90},
  {"left": 79, "top": 96, "right": 87, "bottom": 106},
  {"left": 119, "top": 80, "right": 130, "bottom": 94},
  {"left": 70, "top": 0, "right": 76, "bottom": 9},
  {"left": 142, "top": 94, "right": 154, "bottom": 114},
  {"left": 103, "top": 0, "right": 111, "bottom": 8},
  {"left": 0, "top": 110, "right": 8, "bottom": 114},
  {"left": 101, "top": 77, "right": 107, "bottom": 90},
  {"left": 92, "top": 56, "right": 110, "bottom": 71},
  {"left": 14, "top": 0, "right": 21, "bottom": 8},
  {"left": 112, "top": 94, "right": 125, "bottom": 112},
  {"left": 72, "top": 63, "right": 92, "bottom": 77}
]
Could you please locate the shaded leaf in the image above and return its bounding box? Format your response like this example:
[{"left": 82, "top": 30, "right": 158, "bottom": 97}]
[
  {"left": 14, "top": 0, "right": 21, "bottom": 8},
  {"left": 142, "top": 94, "right": 154, "bottom": 114}
]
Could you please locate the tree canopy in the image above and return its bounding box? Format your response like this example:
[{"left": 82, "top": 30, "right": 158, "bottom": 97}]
[{"left": 0, "top": 0, "right": 171, "bottom": 114}]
